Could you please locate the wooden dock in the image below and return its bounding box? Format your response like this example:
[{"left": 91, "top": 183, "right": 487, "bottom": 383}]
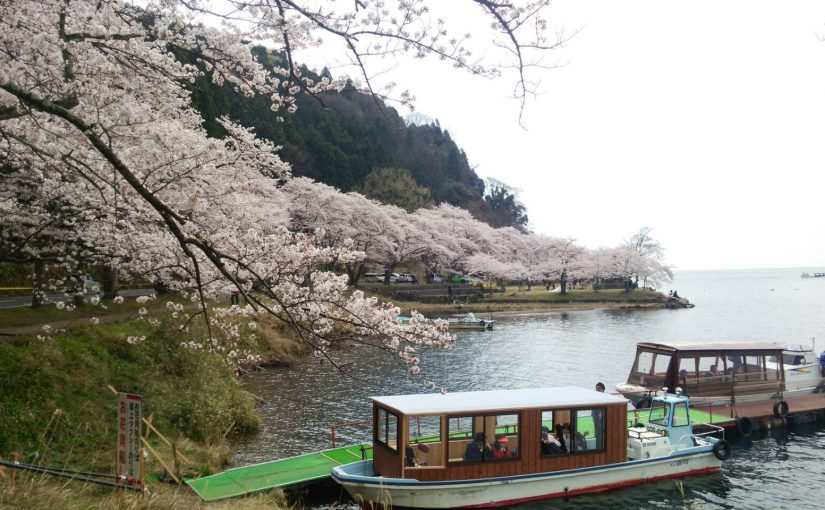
[{"left": 184, "top": 443, "right": 371, "bottom": 502}]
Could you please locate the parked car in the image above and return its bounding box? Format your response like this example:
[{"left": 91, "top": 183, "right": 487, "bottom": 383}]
[
  {"left": 449, "top": 274, "right": 481, "bottom": 285},
  {"left": 396, "top": 272, "right": 416, "bottom": 283},
  {"left": 64, "top": 275, "right": 99, "bottom": 295},
  {"left": 366, "top": 272, "right": 398, "bottom": 283},
  {"left": 363, "top": 272, "right": 383, "bottom": 282}
]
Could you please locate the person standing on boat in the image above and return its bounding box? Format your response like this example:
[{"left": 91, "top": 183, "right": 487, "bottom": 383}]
[
  {"left": 464, "top": 432, "right": 492, "bottom": 461},
  {"left": 491, "top": 434, "right": 513, "bottom": 458},
  {"left": 593, "top": 383, "right": 606, "bottom": 450}
]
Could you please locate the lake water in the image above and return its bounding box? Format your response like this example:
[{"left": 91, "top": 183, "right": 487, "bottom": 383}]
[{"left": 237, "top": 267, "right": 825, "bottom": 509}]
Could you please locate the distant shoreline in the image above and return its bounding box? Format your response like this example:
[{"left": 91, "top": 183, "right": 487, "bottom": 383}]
[{"left": 399, "top": 300, "right": 667, "bottom": 317}]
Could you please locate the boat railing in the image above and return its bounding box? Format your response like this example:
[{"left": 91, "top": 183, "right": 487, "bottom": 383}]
[
  {"left": 678, "top": 422, "right": 726, "bottom": 448},
  {"left": 627, "top": 427, "right": 665, "bottom": 440},
  {"left": 330, "top": 419, "right": 373, "bottom": 449},
  {"left": 673, "top": 423, "right": 725, "bottom": 450}
]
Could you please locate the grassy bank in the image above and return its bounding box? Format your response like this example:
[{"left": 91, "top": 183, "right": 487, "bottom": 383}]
[
  {"left": 394, "top": 287, "right": 666, "bottom": 315},
  {"left": 0, "top": 472, "right": 289, "bottom": 510},
  {"left": 0, "top": 304, "right": 302, "bottom": 509}
]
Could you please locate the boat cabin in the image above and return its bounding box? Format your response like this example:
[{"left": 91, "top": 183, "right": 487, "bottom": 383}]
[
  {"left": 621, "top": 342, "right": 786, "bottom": 402},
  {"left": 370, "top": 387, "right": 628, "bottom": 481}
]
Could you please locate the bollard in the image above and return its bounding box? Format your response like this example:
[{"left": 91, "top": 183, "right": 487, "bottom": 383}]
[{"left": 10, "top": 452, "right": 18, "bottom": 492}]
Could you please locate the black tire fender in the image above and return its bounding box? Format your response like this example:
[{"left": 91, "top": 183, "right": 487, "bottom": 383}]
[
  {"left": 773, "top": 400, "right": 789, "bottom": 418},
  {"left": 736, "top": 416, "right": 754, "bottom": 437},
  {"left": 713, "top": 440, "right": 731, "bottom": 461}
]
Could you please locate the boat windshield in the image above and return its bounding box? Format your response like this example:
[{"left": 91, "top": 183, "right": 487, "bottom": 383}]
[
  {"left": 768, "top": 353, "right": 809, "bottom": 366},
  {"left": 648, "top": 400, "right": 670, "bottom": 426},
  {"left": 627, "top": 350, "right": 672, "bottom": 389}
]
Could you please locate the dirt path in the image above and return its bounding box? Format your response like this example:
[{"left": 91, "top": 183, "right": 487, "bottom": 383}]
[{"left": 0, "top": 311, "right": 139, "bottom": 337}]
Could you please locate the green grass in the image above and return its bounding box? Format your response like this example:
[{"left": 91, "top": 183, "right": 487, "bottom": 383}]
[
  {"left": 485, "top": 288, "right": 664, "bottom": 304},
  {"left": 0, "top": 316, "right": 261, "bottom": 475},
  {"left": 0, "top": 294, "right": 189, "bottom": 328}
]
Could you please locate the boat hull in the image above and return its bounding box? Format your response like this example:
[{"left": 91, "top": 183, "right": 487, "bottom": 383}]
[{"left": 333, "top": 449, "right": 721, "bottom": 509}]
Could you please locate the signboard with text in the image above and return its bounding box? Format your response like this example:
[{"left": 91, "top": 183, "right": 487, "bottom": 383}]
[{"left": 117, "top": 392, "right": 142, "bottom": 483}]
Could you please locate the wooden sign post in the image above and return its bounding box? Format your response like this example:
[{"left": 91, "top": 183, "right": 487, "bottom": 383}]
[{"left": 117, "top": 392, "right": 143, "bottom": 489}]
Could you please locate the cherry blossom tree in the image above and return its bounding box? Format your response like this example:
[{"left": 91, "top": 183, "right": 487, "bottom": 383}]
[
  {"left": 538, "top": 237, "right": 585, "bottom": 295},
  {"left": 627, "top": 226, "right": 672, "bottom": 289}
]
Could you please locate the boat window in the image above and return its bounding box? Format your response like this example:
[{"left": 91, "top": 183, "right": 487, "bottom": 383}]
[
  {"left": 573, "top": 408, "right": 605, "bottom": 452},
  {"left": 407, "top": 415, "right": 443, "bottom": 467},
  {"left": 653, "top": 354, "right": 671, "bottom": 375},
  {"left": 447, "top": 413, "right": 520, "bottom": 463},
  {"left": 648, "top": 401, "right": 669, "bottom": 426},
  {"left": 781, "top": 354, "right": 806, "bottom": 365},
  {"left": 697, "top": 356, "right": 721, "bottom": 375},
  {"left": 629, "top": 351, "right": 671, "bottom": 388},
  {"left": 636, "top": 351, "right": 654, "bottom": 374},
  {"left": 375, "top": 407, "right": 398, "bottom": 452},
  {"left": 671, "top": 402, "right": 690, "bottom": 427},
  {"left": 539, "top": 410, "right": 571, "bottom": 456},
  {"left": 739, "top": 356, "right": 764, "bottom": 379}
]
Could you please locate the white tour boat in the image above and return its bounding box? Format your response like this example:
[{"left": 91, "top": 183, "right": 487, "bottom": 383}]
[{"left": 332, "top": 387, "right": 727, "bottom": 508}]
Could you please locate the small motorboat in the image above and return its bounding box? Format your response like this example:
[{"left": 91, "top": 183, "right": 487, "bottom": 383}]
[
  {"left": 443, "top": 312, "right": 494, "bottom": 331},
  {"left": 332, "top": 386, "right": 727, "bottom": 508}
]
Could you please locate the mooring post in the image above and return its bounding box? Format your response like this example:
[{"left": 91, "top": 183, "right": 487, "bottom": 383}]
[
  {"left": 10, "top": 452, "right": 18, "bottom": 492},
  {"left": 173, "top": 443, "right": 181, "bottom": 480},
  {"left": 140, "top": 447, "right": 148, "bottom": 497}
]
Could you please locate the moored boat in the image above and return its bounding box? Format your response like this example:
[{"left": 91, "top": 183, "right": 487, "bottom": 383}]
[
  {"left": 444, "top": 312, "right": 494, "bottom": 331},
  {"left": 396, "top": 313, "right": 495, "bottom": 331},
  {"left": 616, "top": 342, "right": 821, "bottom": 408},
  {"left": 332, "top": 387, "right": 726, "bottom": 508}
]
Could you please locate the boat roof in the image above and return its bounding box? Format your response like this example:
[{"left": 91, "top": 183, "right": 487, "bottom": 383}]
[
  {"left": 636, "top": 341, "right": 783, "bottom": 354},
  {"left": 370, "top": 387, "right": 627, "bottom": 415}
]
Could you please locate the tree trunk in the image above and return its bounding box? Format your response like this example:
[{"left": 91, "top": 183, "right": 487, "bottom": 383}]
[
  {"left": 559, "top": 271, "right": 567, "bottom": 295},
  {"left": 345, "top": 260, "right": 366, "bottom": 286},
  {"left": 31, "top": 259, "right": 45, "bottom": 309},
  {"left": 383, "top": 264, "right": 397, "bottom": 285},
  {"left": 102, "top": 264, "right": 118, "bottom": 299}
]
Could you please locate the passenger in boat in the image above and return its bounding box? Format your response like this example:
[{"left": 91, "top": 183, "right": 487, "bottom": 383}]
[
  {"left": 491, "top": 434, "right": 513, "bottom": 458},
  {"left": 541, "top": 426, "right": 564, "bottom": 455},
  {"left": 405, "top": 446, "right": 419, "bottom": 467},
  {"left": 728, "top": 355, "right": 742, "bottom": 374},
  {"left": 464, "top": 432, "right": 492, "bottom": 461},
  {"left": 560, "top": 424, "right": 573, "bottom": 453},
  {"left": 707, "top": 364, "right": 719, "bottom": 379}
]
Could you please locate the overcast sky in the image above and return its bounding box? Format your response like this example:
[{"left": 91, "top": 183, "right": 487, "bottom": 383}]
[{"left": 297, "top": 0, "right": 825, "bottom": 271}]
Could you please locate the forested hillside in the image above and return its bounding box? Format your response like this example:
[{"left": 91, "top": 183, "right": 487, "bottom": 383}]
[{"left": 189, "top": 47, "right": 528, "bottom": 230}]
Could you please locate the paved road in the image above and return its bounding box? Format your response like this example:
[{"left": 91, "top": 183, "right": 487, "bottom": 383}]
[{"left": 0, "top": 288, "right": 154, "bottom": 309}]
